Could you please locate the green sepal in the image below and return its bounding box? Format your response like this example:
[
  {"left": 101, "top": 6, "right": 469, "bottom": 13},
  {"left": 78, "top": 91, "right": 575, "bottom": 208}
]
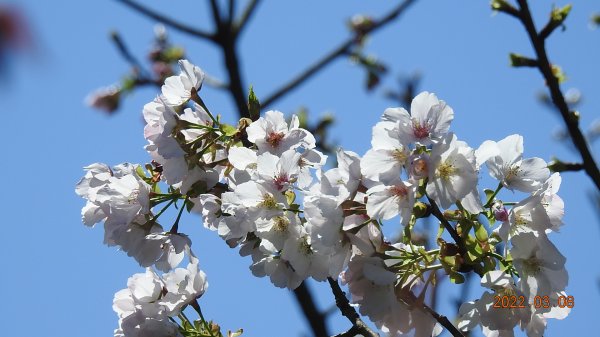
[
  {"left": 221, "top": 123, "right": 238, "bottom": 137},
  {"left": 449, "top": 272, "right": 465, "bottom": 284},
  {"left": 248, "top": 86, "right": 260, "bottom": 120},
  {"left": 474, "top": 222, "right": 489, "bottom": 242},
  {"left": 551, "top": 4, "right": 572, "bottom": 25},
  {"left": 484, "top": 188, "right": 495, "bottom": 201},
  {"left": 285, "top": 190, "right": 296, "bottom": 205},
  {"left": 163, "top": 47, "right": 185, "bottom": 62}
]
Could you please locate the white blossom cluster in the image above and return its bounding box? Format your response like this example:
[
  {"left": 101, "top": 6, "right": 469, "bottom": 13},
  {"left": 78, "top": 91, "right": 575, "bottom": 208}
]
[{"left": 77, "top": 60, "right": 570, "bottom": 337}]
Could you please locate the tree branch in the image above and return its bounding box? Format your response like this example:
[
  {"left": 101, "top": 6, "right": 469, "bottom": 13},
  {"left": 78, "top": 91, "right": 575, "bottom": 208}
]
[
  {"left": 219, "top": 30, "right": 251, "bottom": 119},
  {"left": 548, "top": 160, "right": 584, "bottom": 173},
  {"left": 209, "top": 0, "right": 223, "bottom": 28},
  {"left": 110, "top": 31, "right": 148, "bottom": 76},
  {"left": 234, "top": 0, "right": 261, "bottom": 38},
  {"left": 400, "top": 290, "right": 466, "bottom": 337},
  {"left": 328, "top": 277, "right": 380, "bottom": 337},
  {"left": 511, "top": 0, "right": 600, "bottom": 191},
  {"left": 425, "top": 195, "right": 467, "bottom": 254},
  {"left": 293, "top": 282, "right": 330, "bottom": 337},
  {"left": 421, "top": 303, "right": 466, "bottom": 337},
  {"left": 227, "top": 0, "right": 236, "bottom": 25},
  {"left": 262, "top": 0, "right": 417, "bottom": 108},
  {"left": 116, "top": 0, "right": 216, "bottom": 42}
]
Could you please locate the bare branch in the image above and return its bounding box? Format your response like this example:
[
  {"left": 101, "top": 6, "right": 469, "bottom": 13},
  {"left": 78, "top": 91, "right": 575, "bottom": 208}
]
[
  {"left": 262, "top": 0, "right": 417, "bottom": 108},
  {"left": 548, "top": 160, "right": 584, "bottom": 173},
  {"left": 510, "top": 0, "right": 600, "bottom": 191},
  {"left": 400, "top": 290, "right": 466, "bottom": 337},
  {"left": 425, "top": 195, "right": 467, "bottom": 254},
  {"left": 234, "top": 0, "right": 261, "bottom": 38},
  {"left": 421, "top": 303, "right": 466, "bottom": 337},
  {"left": 328, "top": 277, "right": 380, "bottom": 337},
  {"left": 116, "top": 0, "right": 216, "bottom": 42},
  {"left": 227, "top": 0, "right": 236, "bottom": 24},
  {"left": 110, "top": 31, "right": 149, "bottom": 76},
  {"left": 293, "top": 282, "right": 329, "bottom": 337},
  {"left": 209, "top": 0, "right": 223, "bottom": 28}
]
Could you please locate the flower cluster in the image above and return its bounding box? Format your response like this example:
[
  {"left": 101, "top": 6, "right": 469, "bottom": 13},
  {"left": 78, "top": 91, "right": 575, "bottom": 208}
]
[{"left": 77, "top": 60, "right": 569, "bottom": 337}]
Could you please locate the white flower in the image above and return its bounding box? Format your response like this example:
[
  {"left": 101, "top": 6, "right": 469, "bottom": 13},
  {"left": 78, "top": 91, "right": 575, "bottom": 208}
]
[
  {"left": 76, "top": 163, "right": 113, "bottom": 226},
  {"left": 386, "top": 91, "right": 454, "bottom": 145},
  {"left": 256, "top": 150, "right": 302, "bottom": 191},
  {"left": 426, "top": 133, "right": 478, "bottom": 209},
  {"left": 255, "top": 211, "right": 302, "bottom": 250},
  {"left": 366, "top": 179, "right": 415, "bottom": 224},
  {"left": 190, "top": 193, "right": 221, "bottom": 231},
  {"left": 145, "top": 233, "right": 192, "bottom": 272},
  {"left": 361, "top": 121, "right": 410, "bottom": 183},
  {"left": 480, "top": 135, "right": 550, "bottom": 192},
  {"left": 127, "top": 269, "right": 163, "bottom": 304},
  {"left": 510, "top": 232, "right": 568, "bottom": 299},
  {"left": 535, "top": 173, "right": 564, "bottom": 232},
  {"left": 304, "top": 194, "right": 344, "bottom": 252},
  {"left": 230, "top": 180, "right": 288, "bottom": 220},
  {"left": 216, "top": 192, "right": 254, "bottom": 241},
  {"left": 497, "top": 193, "right": 553, "bottom": 242},
  {"left": 246, "top": 110, "right": 315, "bottom": 155},
  {"left": 160, "top": 260, "right": 208, "bottom": 315},
  {"left": 281, "top": 233, "right": 330, "bottom": 281},
  {"left": 316, "top": 149, "right": 362, "bottom": 205},
  {"left": 342, "top": 255, "right": 439, "bottom": 336},
  {"left": 143, "top": 98, "right": 182, "bottom": 160},
  {"left": 250, "top": 240, "right": 304, "bottom": 289},
  {"left": 94, "top": 163, "right": 152, "bottom": 225},
  {"left": 458, "top": 271, "right": 531, "bottom": 336},
  {"left": 161, "top": 59, "right": 205, "bottom": 107},
  {"left": 296, "top": 148, "right": 327, "bottom": 189},
  {"left": 228, "top": 146, "right": 258, "bottom": 172}
]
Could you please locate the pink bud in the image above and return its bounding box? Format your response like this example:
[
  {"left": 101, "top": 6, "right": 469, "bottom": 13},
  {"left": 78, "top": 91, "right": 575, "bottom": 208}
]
[{"left": 492, "top": 202, "right": 509, "bottom": 222}]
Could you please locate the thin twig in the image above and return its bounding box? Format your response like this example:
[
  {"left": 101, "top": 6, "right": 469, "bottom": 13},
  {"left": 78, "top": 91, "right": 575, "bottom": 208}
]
[
  {"left": 110, "top": 31, "right": 149, "bottom": 77},
  {"left": 548, "top": 160, "right": 584, "bottom": 172},
  {"left": 422, "top": 303, "right": 465, "bottom": 337},
  {"left": 209, "top": 0, "right": 223, "bottom": 28},
  {"left": 234, "top": 0, "right": 261, "bottom": 38},
  {"left": 512, "top": 0, "right": 600, "bottom": 191},
  {"left": 327, "top": 277, "right": 380, "bottom": 337},
  {"left": 262, "top": 0, "right": 417, "bottom": 108},
  {"left": 227, "top": 0, "right": 236, "bottom": 24},
  {"left": 116, "top": 0, "right": 216, "bottom": 41},
  {"left": 425, "top": 195, "right": 467, "bottom": 254},
  {"left": 400, "top": 290, "right": 466, "bottom": 337}
]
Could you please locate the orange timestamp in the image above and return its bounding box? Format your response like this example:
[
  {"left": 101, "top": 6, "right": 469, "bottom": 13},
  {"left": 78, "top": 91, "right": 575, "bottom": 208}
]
[{"left": 493, "top": 295, "right": 574, "bottom": 309}]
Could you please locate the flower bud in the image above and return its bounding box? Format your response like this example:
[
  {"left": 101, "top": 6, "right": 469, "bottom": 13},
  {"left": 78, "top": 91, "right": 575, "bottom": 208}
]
[
  {"left": 408, "top": 153, "right": 430, "bottom": 180},
  {"left": 85, "top": 85, "right": 121, "bottom": 114},
  {"left": 492, "top": 201, "right": 508, "bottom": 222}
]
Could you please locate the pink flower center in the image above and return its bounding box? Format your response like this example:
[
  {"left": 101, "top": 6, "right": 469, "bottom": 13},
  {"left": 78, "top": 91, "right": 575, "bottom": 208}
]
[
  {"left": 266, "top": 132, "right": 285, "bottom": 148},
  {"left": 391, "top": 185, "right": 408, "bottom": 198},
  {"left": 412, "top": 121, "right": 431, "bottom": 139},
  {"left": 273, "top": 173, "right": 290, "bottom": 190}
]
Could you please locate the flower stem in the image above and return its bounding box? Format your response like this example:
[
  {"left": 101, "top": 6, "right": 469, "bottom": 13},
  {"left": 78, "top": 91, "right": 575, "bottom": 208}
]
[
  {"left": 484, "top": 182, "right": 503, "bottom": 208},
  {"left": 169, "top": 197, "right": 189, "bottom": 234}
]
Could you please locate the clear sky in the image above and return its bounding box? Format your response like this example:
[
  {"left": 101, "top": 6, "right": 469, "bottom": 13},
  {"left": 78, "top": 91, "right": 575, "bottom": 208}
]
[{"left": 1, "top": 1, "right": 599, "bottom": 337}]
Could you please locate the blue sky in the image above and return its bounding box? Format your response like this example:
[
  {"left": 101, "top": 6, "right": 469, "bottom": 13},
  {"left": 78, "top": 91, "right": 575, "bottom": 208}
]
[{"left": 2, "top": 1, "right": 599, "bottom": 336}]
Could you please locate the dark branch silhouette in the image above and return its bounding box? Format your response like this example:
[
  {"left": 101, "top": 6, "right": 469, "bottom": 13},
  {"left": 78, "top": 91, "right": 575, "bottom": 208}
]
[
  {"left": 327, "top": 277, "right": 379, "bottom": 337},
  {"left": 504, "top": 0, "right": 600, "bottom": 191},
  {"left": 116, "top": 0, "right": 216, "bottom": 41}
]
